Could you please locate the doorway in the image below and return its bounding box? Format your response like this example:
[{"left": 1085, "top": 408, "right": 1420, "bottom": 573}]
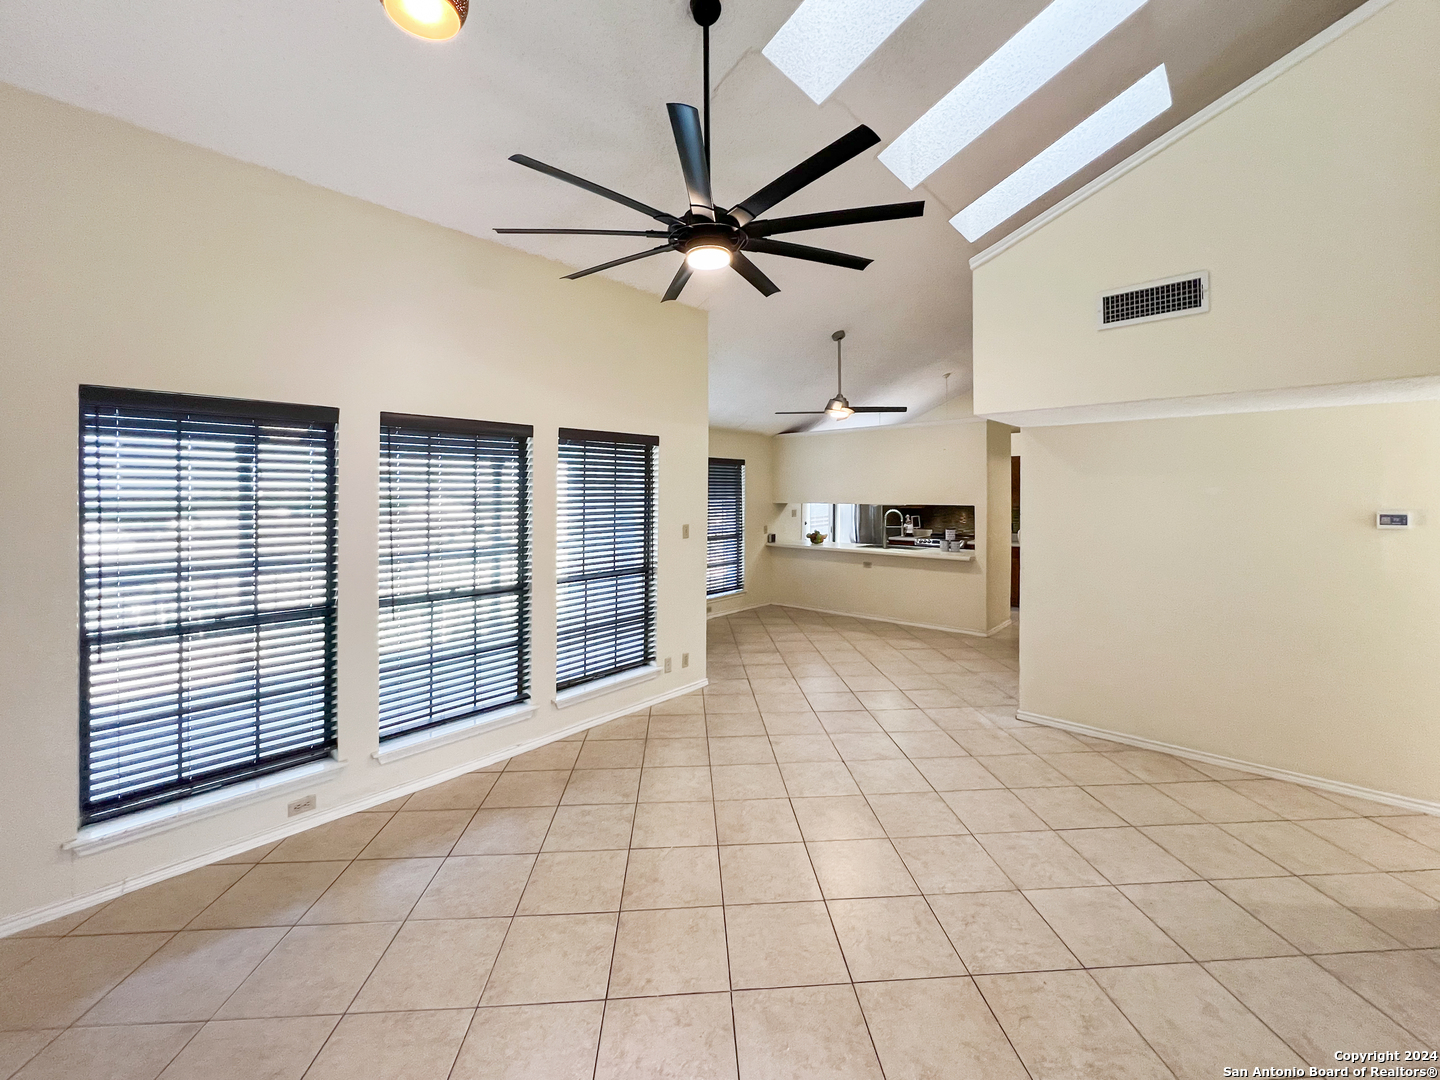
[{"left": 1011, "top": 455, "right": 1020, "bottom": 608}]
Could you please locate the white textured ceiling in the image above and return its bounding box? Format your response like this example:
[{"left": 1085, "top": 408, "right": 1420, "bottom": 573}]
[{"left": 0, "top": 0, "right": 1361, "bottom": 432}]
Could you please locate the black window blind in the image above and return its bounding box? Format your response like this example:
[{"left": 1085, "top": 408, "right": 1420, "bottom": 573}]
[
  {"left": 556, "top": 429, "right": 658, "bottom": 691},
  {"left": 379, "top": 414, "right": 532, "bottom": 742},
  {"left": 707, "top": 457, "right": 745, "bottom": 597},
  {"left": 79, "top": 386, "right": 338, "bottom": 825}
]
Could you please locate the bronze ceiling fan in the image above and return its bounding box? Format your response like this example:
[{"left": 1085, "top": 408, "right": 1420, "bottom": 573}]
[
  {"left": 776, "top": 331, "right": 907, "bottom": 420},
  {"left": 495, "top": 0, "right": 925, "bottom": 302}
]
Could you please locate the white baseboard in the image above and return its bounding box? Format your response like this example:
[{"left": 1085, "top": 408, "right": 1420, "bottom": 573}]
[
  {"left": 706, "top": 598, "right": 771, "bottom": 620},
  {"left": 771, "top": 602, "right": 1001, "bottom": 639},
  {"left": 0, "top": 676, "right": 708, "bottom": 939},
  {"left": 1016, "top": 709, "right": 1440, "bottom": 818}
]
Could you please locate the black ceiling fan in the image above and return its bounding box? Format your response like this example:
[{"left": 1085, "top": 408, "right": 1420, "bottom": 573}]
[
  {"left": 776, "top": 331, "right": 907, "bottom": 420},
  {"left": 495, "top": 0, "right": 924, "bottom": 302}
]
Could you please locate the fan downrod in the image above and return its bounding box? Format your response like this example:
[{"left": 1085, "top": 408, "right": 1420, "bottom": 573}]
[{"left": 690, "top": 0, "right": 721, "bottom": 27}]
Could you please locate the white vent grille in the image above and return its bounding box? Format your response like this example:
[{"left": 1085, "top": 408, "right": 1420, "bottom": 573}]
[{"left": 1099, "top": 272, "right": 1208, "bottom": 329}]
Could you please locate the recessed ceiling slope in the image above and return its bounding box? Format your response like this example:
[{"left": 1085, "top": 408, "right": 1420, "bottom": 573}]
[
  {"left": 953, "top": 64, "right": 1172, "bottom": 241},
  {"left": 763, "top": 0, "right": 929, "bottom": 104},
  {"left": 878, "top": 0, "right": 1150, "bottom": 189}
]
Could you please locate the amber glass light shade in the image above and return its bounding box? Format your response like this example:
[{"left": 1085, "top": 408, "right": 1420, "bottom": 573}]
[{"left": 382, "top": 0, "right": 467, "bottom": 40}]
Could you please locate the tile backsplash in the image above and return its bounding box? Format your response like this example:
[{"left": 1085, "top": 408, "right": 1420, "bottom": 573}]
[{"left": 884, "top": 505, "right": 975, "bottom": 537}]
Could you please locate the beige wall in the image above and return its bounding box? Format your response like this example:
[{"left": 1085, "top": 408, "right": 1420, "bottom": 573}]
[
  {"left": 706, "top": 428, "right": 777, "bottom": 616},
  {"left": 972, "top": 0, "right": 1440, "bottom": 416},
  {"left": 766, "top": 420, "right": 1012, "bottom": 635},
  {"left": 971, "top": 0, "right": 1440, "bottom": 805},
  {"left": 1020, "top": 403, "right": 1440, "bottom": 804},
  {"left": 0, "top": 84, "right": 709, "bottom": 924}
]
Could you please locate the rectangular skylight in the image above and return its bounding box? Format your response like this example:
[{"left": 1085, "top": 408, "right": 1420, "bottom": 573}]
[
  {"left": 878, "top": 0, "right": 1150, "bottom": 189},
  {"left": 950, "top": 65, "right": 1171, "bottom": 242},
  {"left": 763, "top": 0, "right": 930, "bottom": 105}
]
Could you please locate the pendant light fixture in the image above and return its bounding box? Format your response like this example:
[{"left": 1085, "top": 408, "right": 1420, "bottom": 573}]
[{"left": 382, "top": 0, "right": 467, "bottom": 40}]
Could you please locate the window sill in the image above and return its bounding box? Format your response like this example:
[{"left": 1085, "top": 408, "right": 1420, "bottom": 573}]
[
  {"left": 63, "top": 757, "right": 348, "bottom": 858},
  {"left": 372, "top": 702, "right": 538, "bottom": 765},
  {"left": 707, "top": 588, "right": 746, "bottom": 600},
  {"left": 553, "top": 663, "right": 660, "bottom": 709}
]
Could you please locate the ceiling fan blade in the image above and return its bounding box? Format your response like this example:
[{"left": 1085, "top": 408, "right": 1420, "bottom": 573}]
[
  {"left": 667, "top": 104, "right": 714, "bottom": 221},
  {"left": 495, "top": 228, "right": 670, "bottom": 237},
  {"left": 745, "top": 201, "right": 925, "bottom": 238},
  {"left": 661, "top": 262, "right": 693, "bottom": 303},
  {"left": 774, "top": 411, "right": 826, "bottom": 415},
  {"left": 563, "top": 243, "right": 676, "bottom": 280},
  {"left": 509, "top": 155, "right": 682, "bottom": 226},
  {"left": 744, "top": 238, "right": 872, "bottom": 271},
  {"left": 849, "top": 406, "right": 909, "bottom": 413},
  {"left": 730, "top": 251, "right": 780, "bottom": 297},
  {"left": 728, "top": 125, "right": 881, "bottom": 225}
]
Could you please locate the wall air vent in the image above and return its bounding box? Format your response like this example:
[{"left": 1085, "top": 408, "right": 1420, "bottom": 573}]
[{"left": 1099, "top": 272, "right": 1208, "bottom": 329}]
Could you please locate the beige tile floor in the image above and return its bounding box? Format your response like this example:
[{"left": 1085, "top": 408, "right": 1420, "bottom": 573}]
[{"left": 3, "top": 605, "right": 1439, "bottom": 1079}]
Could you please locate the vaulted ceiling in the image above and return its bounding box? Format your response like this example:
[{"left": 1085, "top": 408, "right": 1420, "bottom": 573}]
[{"left": 0, "top": 0, "right": 1362, "bottom": 431}]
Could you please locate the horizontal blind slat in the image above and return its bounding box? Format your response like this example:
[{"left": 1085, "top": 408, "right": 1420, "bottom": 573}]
[
  {"left": 377, "top": 421, "right": 531, "bottom": 742},
  {"left": 79, "top": 391, "right": 338, "bottom": 824},
  {"left": 706, "top": 458, "right": 745, "bottom": 597},
  {"left": 556, "top": 434, "right": 658, "bottom": 690}
]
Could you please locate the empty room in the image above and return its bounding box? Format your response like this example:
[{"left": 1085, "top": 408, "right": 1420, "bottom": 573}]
[{"left": 1, "top": 0, "right": 1437, "bottom": 1076}]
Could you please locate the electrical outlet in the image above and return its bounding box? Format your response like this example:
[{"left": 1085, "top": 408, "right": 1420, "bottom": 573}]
[
  {"left": 863, "top": 561, "right": 872, "bottom": 568},
  {"left": 682, "top": 524, "right": 689, "bottom": 539},
  {"left": 287, "top": 794, "right": 316, "bottom": 817},
  {"left": 682, "top": 652, "right": 690, "bottom": 668},
  {"left": 791, "top": 509, "right": 797, "bottom": 517},
  {"left": 664, "top": 656, "right": 672, "bottom": 673}
]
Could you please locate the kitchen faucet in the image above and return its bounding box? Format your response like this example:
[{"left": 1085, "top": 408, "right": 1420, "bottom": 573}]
[{"left": 883, "top": 508, "right": 904, "bottom": 544}]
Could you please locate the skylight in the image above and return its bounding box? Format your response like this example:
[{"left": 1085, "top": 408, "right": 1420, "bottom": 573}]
[
  {"left": 950, "top": 65, "right": 1172, "bottom": 242},
  {"left": 878, "top": 0, "right": 1150, "bottom": 189},
  {"left": 763, "top": 0, "right": 930, "bottom": 105}
]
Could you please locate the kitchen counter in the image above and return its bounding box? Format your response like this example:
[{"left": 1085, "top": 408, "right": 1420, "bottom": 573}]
[{"left": 767, "top": 541, "right": 976, "bottom": 563}]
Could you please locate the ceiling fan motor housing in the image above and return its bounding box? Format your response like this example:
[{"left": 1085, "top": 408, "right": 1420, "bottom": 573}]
[
  {"left": 690, "top": 0, "right": 722, "bottom": 27},
  {"left": 678, "top": 220, "right": 742, "bottom": 256}
]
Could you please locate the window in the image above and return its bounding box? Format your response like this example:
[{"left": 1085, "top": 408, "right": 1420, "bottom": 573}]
[
  {"left": 556, "top": 429, "right": 658, "bottom": 690},
  {"left": 707, "top": 458, "right": 745, "bottom": 597},
  {"left": 378, "top": 414, "right": 532, "bottom": 743},
  {"left": 79, "top": 386, "right": 338, "bottom": 825},
  {"left": 802, "top": 502, "right": 834, "bottom": 538},
  {"left": 801, "top": 503, "right": 859, "bottom": 543}
]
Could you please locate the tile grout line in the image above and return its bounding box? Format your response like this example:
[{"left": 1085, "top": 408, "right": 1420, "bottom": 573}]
[
  {"left": 764, "top": 608, "right": 1059, "bottom": 1078},
  {"left": 764, "top": 618, "right": 895, "bottom": 1080},
  {"left": 702, "top": 666, "right": 746, "bottom": 1080},
  {"left": 10, "top": 606, "right": 1439, "bottom": 1076},
  {"left": 588, "top": 709, "right": 649, "bottom": 1080},
  {"left": 728, "top": 608, "right": 1402, "bottom": 1075}
]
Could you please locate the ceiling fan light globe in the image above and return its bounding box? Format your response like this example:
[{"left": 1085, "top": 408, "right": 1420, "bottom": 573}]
[
  {"left": 685, "top": 244, "right": 733, "bottom": 271},
  {"left": 824, "top": 396, "right": 855, "bottom": 419},
  {"left": 382, "top": 0, "right": 465, "bottom": 40}
]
